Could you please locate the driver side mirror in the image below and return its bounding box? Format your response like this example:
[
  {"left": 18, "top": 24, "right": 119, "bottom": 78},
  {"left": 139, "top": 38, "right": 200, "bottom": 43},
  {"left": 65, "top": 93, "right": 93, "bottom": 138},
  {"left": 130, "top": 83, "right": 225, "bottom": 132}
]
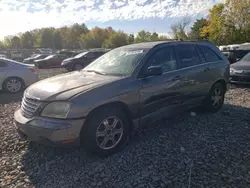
[{"left": 144, "top": 66, "right": 163, "bottom": 77}]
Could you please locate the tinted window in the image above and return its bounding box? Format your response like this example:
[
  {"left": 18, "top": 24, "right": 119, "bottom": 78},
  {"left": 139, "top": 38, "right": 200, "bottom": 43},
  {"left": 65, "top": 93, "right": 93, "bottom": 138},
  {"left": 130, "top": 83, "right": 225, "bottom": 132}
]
[
  {"left": 0, "top": 60, "right": 8, "bottom": 67},
  {"left": 147, "top": 47, "right": 177, "bottom": 73},
  {"left": 58, "top": 55, "right": 67, "bottom": 59},
  {"left": 199, "top": 45, "right": 221, "bottom": 62},
  {"left": 94, "top": 52, "right": 105, "bottom": 57},
  {"left": 176, "top": 44, "right": 201, "bottom": 68},
  {"left": 196, "top": 46, "right": 206, "bottom": 63},
  {"left": 87, "top": 52, "right": 96, "bottom": 58}
]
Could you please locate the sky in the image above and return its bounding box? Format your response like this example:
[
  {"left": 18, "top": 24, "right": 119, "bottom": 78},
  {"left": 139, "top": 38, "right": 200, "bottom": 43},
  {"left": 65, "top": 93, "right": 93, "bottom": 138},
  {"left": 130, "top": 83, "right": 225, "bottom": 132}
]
[{"left": 0, "top": 0, "right": 225, "bottom": 39}]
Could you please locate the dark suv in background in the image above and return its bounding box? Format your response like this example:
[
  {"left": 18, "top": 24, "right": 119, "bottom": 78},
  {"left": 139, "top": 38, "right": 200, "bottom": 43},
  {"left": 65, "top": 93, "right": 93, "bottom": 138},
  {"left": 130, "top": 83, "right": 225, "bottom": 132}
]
[
  {"left": 14, "top": 41, "right": 229, "bottom": 156},
  {"left": 61, "top": 51, "right": 107, "bottom": 71},
  {"left": 223, "top": 50, "right": 250, "bottom": 64}
]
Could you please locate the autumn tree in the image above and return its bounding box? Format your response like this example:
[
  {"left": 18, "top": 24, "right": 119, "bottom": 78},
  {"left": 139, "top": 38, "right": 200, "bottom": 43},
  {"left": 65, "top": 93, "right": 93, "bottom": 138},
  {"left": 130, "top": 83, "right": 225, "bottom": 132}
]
[
  {"left": 11, "top": 36, "right": 21, "bottom": 49},
  {"left": 103, "top": 32, "right": 128, "bottom": 48},
  {"left": 189, "top": 18, "right": 208, "bottom": 40},
  {"left": 200, "top": 4, "right": 225, "bottom": 45},
  {"left": 171, "top": 17, "right": 190, "bottom": 40},
  {"left": 0, "top": 40, "right": 5, "bottom": 48},
  {"left": 80, "top": 27, "right": 111, "bottom": 48},
  {"left": 37, "top": 28, "right": 55, "bottom": 48},
  {"left": 223, "top": 0, "right": 250, "bottom": 43},
  {"left": 20, "top": 31, "right": 35, "bottom": 48},
  {"left": 134, "top": 30, "right": 151, "bottom": 43},
  {"left": 128, "top": 34, "right": 135, "bottom": 44},
  {"left": 53, "top": 31, "right": 62, "bottom": 49}
]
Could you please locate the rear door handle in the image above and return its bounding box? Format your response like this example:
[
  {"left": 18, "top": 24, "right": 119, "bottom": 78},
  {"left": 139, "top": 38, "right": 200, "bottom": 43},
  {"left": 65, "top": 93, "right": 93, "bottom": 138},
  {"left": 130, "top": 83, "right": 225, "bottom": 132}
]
[
  {"left": 204, "top": 68, "right": 210, "bottom": 72},
  {"left": 172, "top": 76, "right": 181, "bottom": 81}
]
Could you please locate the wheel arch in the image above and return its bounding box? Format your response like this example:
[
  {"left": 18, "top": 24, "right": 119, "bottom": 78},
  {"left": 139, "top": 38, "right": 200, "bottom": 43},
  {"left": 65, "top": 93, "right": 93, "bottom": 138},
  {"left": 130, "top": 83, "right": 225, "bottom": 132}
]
[
  {"left": 80, "top": 101, "right": 134, "bottom": 142},
  {"left": 212, "top": 79, "right": 227, "bottom": 92},
  {"left": 2, "top": 76, "right": 25, "bottom": 87}
]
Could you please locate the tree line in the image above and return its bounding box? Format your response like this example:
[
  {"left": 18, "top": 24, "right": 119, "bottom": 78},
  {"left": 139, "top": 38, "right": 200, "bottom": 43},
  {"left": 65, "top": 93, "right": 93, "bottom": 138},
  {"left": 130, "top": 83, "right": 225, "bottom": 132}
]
[
  {"left": 0, "top": 25, "right": 168, "bottom": 50},
  {"left": 173, "top": 0, "right": 250, "bottom": 45},
  {"left": 0, "top": 0, "right": 249, "bottom": 50}
]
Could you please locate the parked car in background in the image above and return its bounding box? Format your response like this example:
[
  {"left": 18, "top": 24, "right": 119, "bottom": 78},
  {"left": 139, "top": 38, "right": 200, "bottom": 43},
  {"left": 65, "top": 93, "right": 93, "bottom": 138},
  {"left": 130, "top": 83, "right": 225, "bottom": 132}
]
[
  {"left": 10, "top": 51, "right": 23, "bottom": 60},
  {"left": 61, "top": 51, "right": 107, "bottom": 71},
  {"left": 58, "top": 51, "right": 79, "bottom": 58},
  {"left": 14, "top": 41, "right": 229, "bottom": 156},
  {"left": 226, "top": 50, "right": 250, "bottom": 64},
  {"left": 34, "top": 54, "right": 67, "bottom": 69},
  {"left": 0, "top": 58, "right": 38, "bottom": 93},
  {"left": 230, "top": 52, "right": 250, "bottom": 84},
  {"left": 0, "top": 54, "right": 7, "bottom": 58},
  {"left": 37, "top": 48, "right": 53, "bottom": 54},
  {"left": 23, "top": 54, "right": 49, "bottom": 64}
]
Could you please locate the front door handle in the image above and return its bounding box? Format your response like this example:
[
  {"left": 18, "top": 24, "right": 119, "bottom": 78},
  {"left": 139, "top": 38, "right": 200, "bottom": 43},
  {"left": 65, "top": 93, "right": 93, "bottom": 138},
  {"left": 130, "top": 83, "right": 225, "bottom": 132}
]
[
  {"left": 172, "top": 76, "right": 181, "bottom": 81},
  {"left": 204, "top": 68, "right": 211, "bottom": 72}
]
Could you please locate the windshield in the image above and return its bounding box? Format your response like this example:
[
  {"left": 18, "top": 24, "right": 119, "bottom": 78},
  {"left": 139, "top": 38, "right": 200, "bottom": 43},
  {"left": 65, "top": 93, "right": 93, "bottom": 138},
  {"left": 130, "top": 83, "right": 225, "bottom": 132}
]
[
  {"left": 84, "top": 48, "right": 147, "bottom": 76},
  {"left": 75, "top": 52, "right": 88, "bottom": 58},
  {"left": 242, "top": 53, "right": 250, "bottom": 62},
  {"left": 45, "top": 55, "right": 55, "bottom": 60}
]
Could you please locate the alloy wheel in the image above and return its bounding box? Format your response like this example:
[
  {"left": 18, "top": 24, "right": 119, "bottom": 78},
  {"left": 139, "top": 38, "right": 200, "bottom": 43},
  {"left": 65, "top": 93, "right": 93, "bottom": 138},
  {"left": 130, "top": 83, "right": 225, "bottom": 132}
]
[
  {"left": 211, "top": 88, "right": 223, "bottom": 108},
  {"left": 6, "top": 79, "right": 22, "bottom": 93},
  {"left": 96, "top": 116, "right": 124, "bottom": 150}
]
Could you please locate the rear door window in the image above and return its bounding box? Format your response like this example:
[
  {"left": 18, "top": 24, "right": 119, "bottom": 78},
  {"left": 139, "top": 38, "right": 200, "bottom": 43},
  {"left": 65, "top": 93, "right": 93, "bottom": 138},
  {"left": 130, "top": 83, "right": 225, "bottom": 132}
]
[
  {"left": 199, "top": 45, "right": 221, "bottom": 62},
  {"left": 176, "top": 44, "right": 201, "bottom": 68}
]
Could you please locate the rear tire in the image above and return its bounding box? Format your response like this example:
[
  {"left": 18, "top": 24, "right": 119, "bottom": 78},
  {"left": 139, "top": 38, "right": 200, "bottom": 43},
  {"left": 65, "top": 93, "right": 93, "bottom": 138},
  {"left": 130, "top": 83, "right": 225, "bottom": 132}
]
[
  {"left": 81, "top": 106, "right": 131, "bottom": 156},
  {"left": 202, "top": 83, "right": 225, "bottom": 113},
  {"left": 3, "top": 77, "right": 24, "bottom": 93}
]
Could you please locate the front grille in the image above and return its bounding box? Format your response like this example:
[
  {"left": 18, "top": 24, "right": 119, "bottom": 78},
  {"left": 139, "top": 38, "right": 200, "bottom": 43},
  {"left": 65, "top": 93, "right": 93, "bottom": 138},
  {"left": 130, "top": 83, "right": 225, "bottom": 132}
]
[
  {"left": 231, "top": 75, "right": 250, "bottom": 82},
  {"left": 21, "top": 95, "right": 41, "bottom": 118}
]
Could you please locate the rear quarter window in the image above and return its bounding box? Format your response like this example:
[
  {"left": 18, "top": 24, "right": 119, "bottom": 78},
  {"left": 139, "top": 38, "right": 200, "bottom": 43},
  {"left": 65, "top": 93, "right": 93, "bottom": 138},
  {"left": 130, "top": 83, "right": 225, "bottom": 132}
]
[{"left": 199, "top": 45, "right": 222, "bottom": 62}]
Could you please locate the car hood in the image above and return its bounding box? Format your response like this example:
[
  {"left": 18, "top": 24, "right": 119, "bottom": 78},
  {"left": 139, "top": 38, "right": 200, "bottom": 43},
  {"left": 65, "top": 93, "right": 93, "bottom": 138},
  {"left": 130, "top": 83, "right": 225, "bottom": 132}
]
[
  {"left": 25, "top": 71, "right": 121, "bottom": 101},
  {"left": 24, "top": 57, "right": 33, "bottom": 61},
  {"left": 231, "top": 61, "right": 250, "bottom": 70},
  {"left": 63, "top": 57, "right": 79, "bottom": 62},
  {"left": 34, "top": 59, "right": 47, "bottom": 63}
]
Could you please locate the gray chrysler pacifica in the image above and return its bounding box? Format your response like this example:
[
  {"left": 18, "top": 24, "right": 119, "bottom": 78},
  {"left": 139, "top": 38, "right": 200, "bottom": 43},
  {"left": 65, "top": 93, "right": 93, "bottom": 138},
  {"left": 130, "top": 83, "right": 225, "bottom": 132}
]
[{"left": 14, "top": 41, "right": 229, "bottom": 156}]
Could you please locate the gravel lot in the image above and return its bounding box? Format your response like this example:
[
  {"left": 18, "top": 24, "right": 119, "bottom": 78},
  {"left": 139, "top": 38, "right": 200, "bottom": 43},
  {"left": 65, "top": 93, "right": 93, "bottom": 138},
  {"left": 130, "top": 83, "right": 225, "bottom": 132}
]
[{"left": 1, "top": 69, "right": 250, "bottom": 188}]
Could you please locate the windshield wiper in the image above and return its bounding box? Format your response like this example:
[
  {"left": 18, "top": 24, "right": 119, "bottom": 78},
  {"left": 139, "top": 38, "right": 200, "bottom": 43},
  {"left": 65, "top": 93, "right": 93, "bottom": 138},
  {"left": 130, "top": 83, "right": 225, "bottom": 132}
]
[{"left": 86, "top": 70, "right": 106, "bottom": 75}]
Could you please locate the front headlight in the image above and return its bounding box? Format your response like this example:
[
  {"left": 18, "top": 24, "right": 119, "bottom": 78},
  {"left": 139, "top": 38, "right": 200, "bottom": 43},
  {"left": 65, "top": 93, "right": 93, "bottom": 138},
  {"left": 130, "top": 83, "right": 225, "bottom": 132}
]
[
  {"left": 61, "top": 60, "right": 71, "bottom": 65},
  {"left": 41, "top": 102, "right": 71, "bottom": 119},
  {"left": 230, "top": 68, "right": 235, "bottom": 74}
]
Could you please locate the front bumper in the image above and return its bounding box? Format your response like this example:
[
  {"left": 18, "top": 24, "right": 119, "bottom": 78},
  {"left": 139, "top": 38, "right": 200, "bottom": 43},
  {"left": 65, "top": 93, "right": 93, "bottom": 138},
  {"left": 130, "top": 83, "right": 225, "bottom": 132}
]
[
  {"left": 14, "top": 109, "right": 85, "bottom": 147},
  {"left": 230, "top": 74, "right": 250, "bottom": 84},
  {"left": 61, "top": 62, "right": 73, "bottom": 70}
]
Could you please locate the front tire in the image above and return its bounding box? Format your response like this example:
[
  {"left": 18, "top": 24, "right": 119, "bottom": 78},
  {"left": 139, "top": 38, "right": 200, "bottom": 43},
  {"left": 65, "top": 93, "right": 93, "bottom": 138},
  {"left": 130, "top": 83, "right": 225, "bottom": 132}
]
[
  {"left": 202, "top": 83, "right": 225, "bottom": 113},
  {"left": 82, "top": 106, "right": 131, "bottom": 156},
  {"left": 3, "top": 77, "right": 24, "bottom": 93}
]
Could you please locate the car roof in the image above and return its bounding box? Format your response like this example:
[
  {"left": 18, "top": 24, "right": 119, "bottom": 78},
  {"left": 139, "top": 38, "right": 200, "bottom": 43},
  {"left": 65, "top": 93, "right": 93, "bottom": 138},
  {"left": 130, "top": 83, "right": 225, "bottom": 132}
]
[{"left": 121, "top": 40, "right": 214, "bottom": 50}]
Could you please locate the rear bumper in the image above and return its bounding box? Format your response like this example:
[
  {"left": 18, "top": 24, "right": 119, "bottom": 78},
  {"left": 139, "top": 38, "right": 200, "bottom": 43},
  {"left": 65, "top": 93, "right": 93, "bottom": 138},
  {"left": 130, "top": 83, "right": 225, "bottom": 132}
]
[{"left": 14, "top": 109, "right": 85, "bottom": 147}]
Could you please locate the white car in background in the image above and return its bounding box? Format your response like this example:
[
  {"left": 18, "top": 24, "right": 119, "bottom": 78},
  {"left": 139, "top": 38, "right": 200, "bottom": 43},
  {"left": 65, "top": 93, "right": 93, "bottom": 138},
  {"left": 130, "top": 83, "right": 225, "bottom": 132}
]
[
  {"left": 0, "top": 54, "right": 7, "bottom": 58},
  {"left": 0, "top": 58, "right": 38, "bottom": 93}
]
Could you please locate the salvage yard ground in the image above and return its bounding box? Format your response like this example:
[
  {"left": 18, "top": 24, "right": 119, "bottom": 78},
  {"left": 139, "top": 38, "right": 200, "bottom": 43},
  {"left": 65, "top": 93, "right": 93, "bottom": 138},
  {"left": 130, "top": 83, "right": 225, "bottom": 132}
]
[{"left": 1, "top": 69, "right": 250, "bottom": 188}]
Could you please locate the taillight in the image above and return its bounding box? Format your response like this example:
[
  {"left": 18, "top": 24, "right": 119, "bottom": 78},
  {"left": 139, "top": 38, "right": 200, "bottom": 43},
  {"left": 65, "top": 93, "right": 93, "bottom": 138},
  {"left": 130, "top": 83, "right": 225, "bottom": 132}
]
[{"left": 30, "top": 67, "right": 38, "bottom": 73}]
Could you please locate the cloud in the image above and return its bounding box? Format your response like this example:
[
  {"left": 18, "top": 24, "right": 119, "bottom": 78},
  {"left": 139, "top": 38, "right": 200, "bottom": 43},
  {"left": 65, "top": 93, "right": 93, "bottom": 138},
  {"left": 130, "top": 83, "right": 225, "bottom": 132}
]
[{"left": 0, "top": 0, "right": 225, "bottom": 38}]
